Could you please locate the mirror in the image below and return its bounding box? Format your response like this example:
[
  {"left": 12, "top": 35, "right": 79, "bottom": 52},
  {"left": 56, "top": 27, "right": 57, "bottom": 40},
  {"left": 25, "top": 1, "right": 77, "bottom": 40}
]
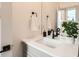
[
  {"left": 29, "top": 2, "right": 79, "bottom": 35},
  {"left": 57, "top": 7, "right": 77, "bottom": 29},
  {"left": 41, "top": 2, "right": 79, "bottom": 33},
  {"left": 41, "top": 2, "right": 57, "bottom": 33}
]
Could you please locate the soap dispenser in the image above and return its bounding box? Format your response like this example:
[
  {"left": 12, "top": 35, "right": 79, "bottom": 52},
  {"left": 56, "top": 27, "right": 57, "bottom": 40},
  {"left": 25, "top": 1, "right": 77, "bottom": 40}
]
[
  {"left": 43, "top": 30, "right": 46, "bottom": 37},
  {"left": 48, "top": 29, "right": 51, "bottom": 35}
]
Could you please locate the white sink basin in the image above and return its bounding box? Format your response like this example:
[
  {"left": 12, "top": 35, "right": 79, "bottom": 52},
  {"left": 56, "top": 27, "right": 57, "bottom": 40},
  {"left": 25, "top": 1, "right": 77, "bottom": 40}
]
[
  {"left": 36, "top": 36, "right": 76, "bottom": 48},
  {"left": 36, "top": 37, "right": 62, "bottom": 48}
]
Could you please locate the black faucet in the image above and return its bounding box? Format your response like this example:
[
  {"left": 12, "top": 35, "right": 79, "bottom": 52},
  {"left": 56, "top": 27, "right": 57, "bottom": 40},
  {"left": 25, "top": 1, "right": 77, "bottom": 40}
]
[
  {"left": 51, "top": 29, "right": 54, "bottom": 39},
  {"left": 55, "top": 28, "right": 60, "bottom": 37},
  {"left": 48, "top": 30, "right": 51, "bottom": 35}
]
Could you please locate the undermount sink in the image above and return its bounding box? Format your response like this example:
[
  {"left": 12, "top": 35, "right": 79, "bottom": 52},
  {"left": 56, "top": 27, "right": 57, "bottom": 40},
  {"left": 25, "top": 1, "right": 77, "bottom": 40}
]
[
  {"left": 36, "top": 37, "right": 62, "bottom": 48},
  {"left": 36, "top": 36, "right": 75, "bottom": 48}
]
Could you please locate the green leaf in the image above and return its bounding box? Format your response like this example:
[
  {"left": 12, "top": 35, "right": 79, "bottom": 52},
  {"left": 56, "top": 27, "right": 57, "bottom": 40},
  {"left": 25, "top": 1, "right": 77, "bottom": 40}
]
[{"left": 62, "top": 21, "right": 79, "bottom": 38}]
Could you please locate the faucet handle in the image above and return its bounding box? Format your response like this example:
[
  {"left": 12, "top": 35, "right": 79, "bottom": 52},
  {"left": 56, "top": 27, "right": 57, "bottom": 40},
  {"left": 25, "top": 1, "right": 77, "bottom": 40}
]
[{"left": 56, "top": 28, "right": 60, "bottom": 36}]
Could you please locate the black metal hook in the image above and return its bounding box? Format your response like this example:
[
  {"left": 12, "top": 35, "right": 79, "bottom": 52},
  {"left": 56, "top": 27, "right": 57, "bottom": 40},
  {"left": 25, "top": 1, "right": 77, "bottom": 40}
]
[{"left": 31, "top": 12, "right": 37, "bottom": 17}]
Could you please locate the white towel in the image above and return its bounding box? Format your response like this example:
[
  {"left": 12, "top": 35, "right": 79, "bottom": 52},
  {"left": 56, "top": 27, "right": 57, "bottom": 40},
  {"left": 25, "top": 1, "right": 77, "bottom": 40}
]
[
  {"left": 47, "top": 18, "right": 51, "bottom": 30},
  {"left": 31, "top": 14, "right": 39, "bottom": 31}
]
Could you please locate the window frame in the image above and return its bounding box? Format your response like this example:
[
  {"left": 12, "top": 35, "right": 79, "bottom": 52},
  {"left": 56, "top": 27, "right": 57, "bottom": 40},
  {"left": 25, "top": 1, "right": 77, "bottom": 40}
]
[{"left": 57, "top": 6, "right": 77, "bottom": 29}]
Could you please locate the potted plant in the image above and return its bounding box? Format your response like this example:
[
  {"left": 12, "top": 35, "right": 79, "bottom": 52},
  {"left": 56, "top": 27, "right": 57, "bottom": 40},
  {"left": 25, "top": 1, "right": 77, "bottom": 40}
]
[{"left": 62, "top": 21, "right": 79, "bottom": 44}]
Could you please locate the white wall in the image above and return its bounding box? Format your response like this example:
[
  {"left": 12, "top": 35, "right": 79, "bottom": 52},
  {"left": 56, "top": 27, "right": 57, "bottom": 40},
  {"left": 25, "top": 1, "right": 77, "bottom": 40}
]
[
  {"left": 0, "top": 3, "right": 1, "bottom": 8},
  {"left": 0, "top": 3, "right": 2, "bottom": 16},
  {"left": 42, "top": 3, "right": 57, "bottom": 31},
  {"left": 0, "top": 3, "right": 1, "bottom": 57},
  {"left": 12, "top": 2, "right": 42, "bottom": 57},
  {"left": 12, "top": 2, "right": 57, "bottom": 57},
  {"left": 0, "top": 2, "right": 78, "bottom": 57},
  {"left": 59, "top": 2, "right": 79, "bottom": 9},
  {"left": 0, "top": 3, "right": 13, "bottom": 57},
  {"left": 12, "top": 2, "right": 79, "bottom": 57}
]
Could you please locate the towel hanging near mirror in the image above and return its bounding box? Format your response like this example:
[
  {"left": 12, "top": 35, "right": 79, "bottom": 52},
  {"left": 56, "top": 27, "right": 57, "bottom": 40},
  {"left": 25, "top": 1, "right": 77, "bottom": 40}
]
[{"left": 30, "top": 14, "right": 39, "bottom": 31}]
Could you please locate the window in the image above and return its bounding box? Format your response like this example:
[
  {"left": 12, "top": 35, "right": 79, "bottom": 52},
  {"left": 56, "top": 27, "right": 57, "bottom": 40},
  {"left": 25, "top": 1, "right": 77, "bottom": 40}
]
[
  {"left": 57, "top": 8, "right": 76, "bottom": 28},
  {"left": 57, "top": 10, "right": 65, "bottom": 28},
  {"left": 67, "top": 8, "right": 76, "bottom": 21}
]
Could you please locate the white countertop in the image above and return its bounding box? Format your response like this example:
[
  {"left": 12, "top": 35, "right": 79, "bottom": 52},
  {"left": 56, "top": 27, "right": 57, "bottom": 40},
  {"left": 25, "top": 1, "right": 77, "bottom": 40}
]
[{"left": 22, "top": 35, "right": 79, "bottom": 57}]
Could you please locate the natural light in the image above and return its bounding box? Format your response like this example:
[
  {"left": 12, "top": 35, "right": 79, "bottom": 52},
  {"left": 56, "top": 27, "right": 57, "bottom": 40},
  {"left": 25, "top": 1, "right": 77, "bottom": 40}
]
[{"left": 57, "top": 8, "right": 76, "bottom": 28}]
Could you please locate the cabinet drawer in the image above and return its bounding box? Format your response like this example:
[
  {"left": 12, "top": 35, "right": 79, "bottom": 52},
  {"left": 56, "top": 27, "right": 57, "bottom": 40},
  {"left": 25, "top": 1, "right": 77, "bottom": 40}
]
[{"left": 27, "top": 45, "right": 52, "bottom": 57}]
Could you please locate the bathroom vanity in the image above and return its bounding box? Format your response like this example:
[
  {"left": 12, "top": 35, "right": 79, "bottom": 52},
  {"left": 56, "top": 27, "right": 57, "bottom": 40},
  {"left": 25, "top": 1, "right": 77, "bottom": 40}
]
[{"left": 22, "top": 35, "right": 79, "bottom": 57}]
